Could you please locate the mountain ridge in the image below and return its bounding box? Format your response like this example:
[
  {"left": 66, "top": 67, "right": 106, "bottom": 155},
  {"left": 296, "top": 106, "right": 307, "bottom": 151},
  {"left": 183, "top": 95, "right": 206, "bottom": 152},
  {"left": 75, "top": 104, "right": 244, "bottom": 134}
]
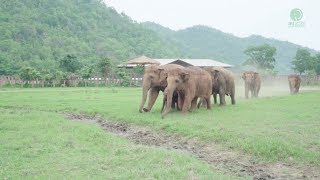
[{"left": 142, "top": 21, "right": 317, "bottom": 73}]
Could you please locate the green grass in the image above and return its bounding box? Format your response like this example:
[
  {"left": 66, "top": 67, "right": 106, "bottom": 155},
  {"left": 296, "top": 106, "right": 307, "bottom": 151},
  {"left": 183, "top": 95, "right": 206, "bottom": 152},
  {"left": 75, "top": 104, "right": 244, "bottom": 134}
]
[
  {"left": 0, "top": 87, "right": 319, "bottom": 169},
  {"left": 0, "top": 108, "right": 230, "bottom": 179}
]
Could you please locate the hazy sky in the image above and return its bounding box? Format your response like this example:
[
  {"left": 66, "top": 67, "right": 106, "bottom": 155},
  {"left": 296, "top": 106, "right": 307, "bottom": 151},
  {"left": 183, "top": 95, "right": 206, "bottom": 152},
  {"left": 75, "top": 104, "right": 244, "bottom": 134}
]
[{"left": 105, "top": 0, "right": 320, "bottom": 51}]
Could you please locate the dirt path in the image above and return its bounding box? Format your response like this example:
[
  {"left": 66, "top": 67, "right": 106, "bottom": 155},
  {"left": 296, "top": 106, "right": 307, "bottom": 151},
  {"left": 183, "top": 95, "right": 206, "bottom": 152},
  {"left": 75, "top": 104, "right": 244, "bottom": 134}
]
[{"left": 66, "top": 113, "right": 320, "bottom": 180}]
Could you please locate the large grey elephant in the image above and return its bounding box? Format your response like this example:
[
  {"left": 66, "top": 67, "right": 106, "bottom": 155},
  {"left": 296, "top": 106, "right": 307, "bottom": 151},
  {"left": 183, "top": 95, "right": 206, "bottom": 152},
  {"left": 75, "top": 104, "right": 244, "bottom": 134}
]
[
  {"left": 139, "top": 64, "right": 184, "bottom": 113},
  {"left": 161, "top": 66, "right": 212, "bottom": 118},
  {"left": 202, "top": 67, "right": 236, "bottom": 106}
]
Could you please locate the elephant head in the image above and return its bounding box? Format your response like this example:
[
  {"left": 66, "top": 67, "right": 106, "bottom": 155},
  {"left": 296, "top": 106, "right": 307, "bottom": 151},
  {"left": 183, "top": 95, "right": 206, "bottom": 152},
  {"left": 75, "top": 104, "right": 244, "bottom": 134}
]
[
  {"left": 161, "top": 69, "right": 190, "bottom": 118},
  {"left": 242, "top": 71, "right": 259, "bottom": 85},
  {"left": 139, "top": 65, "right": 163, "bottom": 113},
  {"left": 203, "top": 67, "right": 222, "bottom": 91},
  {"left": 139, "top": 64, "right": 185, "bottom": 113}
]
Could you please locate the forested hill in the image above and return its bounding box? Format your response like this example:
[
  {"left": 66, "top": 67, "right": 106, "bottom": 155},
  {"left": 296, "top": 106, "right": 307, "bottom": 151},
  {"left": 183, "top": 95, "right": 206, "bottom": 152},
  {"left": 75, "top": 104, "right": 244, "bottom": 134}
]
[
  {"left": 0, "top": 0, "right": 181, "bottom": 75},
  {"left": 142, "top": 22, "right": 317, "bottom": 73},
  {"left": 0, "top": 0, "right": 317, "bottom": 76}
]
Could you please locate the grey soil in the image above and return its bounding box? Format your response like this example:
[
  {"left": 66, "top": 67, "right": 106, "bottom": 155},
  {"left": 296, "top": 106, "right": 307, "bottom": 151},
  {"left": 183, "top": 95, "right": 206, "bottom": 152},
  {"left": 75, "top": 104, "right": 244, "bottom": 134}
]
[{"left": 66, "top": 113, "right": 320, "bottom": 180}]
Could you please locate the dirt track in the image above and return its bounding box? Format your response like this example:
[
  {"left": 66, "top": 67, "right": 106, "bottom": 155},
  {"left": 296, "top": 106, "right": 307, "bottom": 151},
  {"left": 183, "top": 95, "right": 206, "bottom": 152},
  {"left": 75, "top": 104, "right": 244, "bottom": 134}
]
[{"left": 66, "top": 113, "right": 320, "bottom": 180}]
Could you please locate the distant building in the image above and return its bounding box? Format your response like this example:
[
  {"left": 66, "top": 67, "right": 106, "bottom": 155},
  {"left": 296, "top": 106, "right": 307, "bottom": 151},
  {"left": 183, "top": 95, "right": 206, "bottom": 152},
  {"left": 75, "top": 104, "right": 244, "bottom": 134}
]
[
  {"left": 118, "top": 58, "right": 233, "bottom": 68},
  {"left": 155, "top": 59, "right": 233, "bottom": 68}
]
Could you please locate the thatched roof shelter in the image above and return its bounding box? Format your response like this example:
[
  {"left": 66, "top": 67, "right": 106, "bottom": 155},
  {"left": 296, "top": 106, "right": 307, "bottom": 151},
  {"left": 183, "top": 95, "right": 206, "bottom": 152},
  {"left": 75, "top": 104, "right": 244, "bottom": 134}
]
[{"left": 127, "top": 56, "right": 160, "bottom": 65}]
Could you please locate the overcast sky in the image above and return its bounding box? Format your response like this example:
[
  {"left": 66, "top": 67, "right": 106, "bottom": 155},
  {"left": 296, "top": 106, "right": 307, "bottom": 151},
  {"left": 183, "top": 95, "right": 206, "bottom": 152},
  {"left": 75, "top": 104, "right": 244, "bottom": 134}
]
[{"left": 105, "top": 0, "right": 320, "bottom": 51}]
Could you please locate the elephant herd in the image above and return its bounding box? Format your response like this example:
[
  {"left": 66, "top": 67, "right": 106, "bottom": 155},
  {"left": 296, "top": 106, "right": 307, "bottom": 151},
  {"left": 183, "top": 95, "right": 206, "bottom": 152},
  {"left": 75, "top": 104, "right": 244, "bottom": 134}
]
[{"left": 139, "top": 64, "right": 301, "bottom": 118}]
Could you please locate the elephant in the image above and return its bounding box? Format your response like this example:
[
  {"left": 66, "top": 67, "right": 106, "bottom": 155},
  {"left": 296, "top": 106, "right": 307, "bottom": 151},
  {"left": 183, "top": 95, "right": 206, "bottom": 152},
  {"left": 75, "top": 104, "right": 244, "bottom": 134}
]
[
  {"left": 242, "top": 71, "right": 261, "bottom": 99},
  {"left": 198, "top": 67, "right": 236, "bottom": 107},
  {"left": 139, "top": 64, "right": 184, "bottom": 113},
  {"left": 288, "top": 74, "right": 301, "bottom": 94},
  {"left": 161, "top": 66, "right": 212, "bottom": 118}
]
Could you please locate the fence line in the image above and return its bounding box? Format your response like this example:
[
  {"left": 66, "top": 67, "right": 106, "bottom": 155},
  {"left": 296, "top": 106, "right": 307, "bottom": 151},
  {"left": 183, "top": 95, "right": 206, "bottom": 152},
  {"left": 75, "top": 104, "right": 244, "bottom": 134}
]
[
  {"left": 0, "top": 75, "right": 319, "bottom": 88},
  {"left": 0, "top": 74, "right": 143, "bottom": 88}
]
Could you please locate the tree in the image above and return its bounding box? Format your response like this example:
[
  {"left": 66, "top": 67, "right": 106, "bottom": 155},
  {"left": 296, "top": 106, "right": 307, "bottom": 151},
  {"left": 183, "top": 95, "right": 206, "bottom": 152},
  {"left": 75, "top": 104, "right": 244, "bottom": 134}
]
[
  {"left": 116, "top": 67, "right": 130, "bottom": 87},
  {"left": 291, "top": 49, "right": 312, "bottom": 74},
  {"left": 59, "top": 55, "right": 82, "bottom": 73},
  {"left": 97, "top": 57, "right": 113, "bottom": 83},
  {"left": 52, "top": 71, "right": 66, "bottom": 87},
  {"left": 80, "top": 65, "right": 93, "bottom": 87},
  {"left": 243, "top": 44, "right": 277, "bottom": 70},
  {"left": 313, "top": 53, "right": 320, "bottom": 75},
  {"left": 19, "top": 67, "right": 38, "bottom": 81},
  {"left": 19, "top": 67, "right": 40, "bottom": 87},
  {"left": 0, "top": 54, "right": 21, "bottom": 75}
]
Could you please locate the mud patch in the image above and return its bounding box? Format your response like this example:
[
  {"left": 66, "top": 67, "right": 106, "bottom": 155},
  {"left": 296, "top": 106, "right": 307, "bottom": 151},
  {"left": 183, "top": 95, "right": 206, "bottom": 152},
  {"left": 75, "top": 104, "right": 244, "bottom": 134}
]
[{"left": 66, "top": 113, "right": 319, "bottom": 179}]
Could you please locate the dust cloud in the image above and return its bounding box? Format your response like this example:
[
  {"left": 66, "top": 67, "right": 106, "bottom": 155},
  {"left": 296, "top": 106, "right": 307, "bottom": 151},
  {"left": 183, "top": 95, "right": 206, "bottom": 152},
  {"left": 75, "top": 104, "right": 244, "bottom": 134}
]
[{"left": 234, "top": 77, "right": 320, "bottom": 99}]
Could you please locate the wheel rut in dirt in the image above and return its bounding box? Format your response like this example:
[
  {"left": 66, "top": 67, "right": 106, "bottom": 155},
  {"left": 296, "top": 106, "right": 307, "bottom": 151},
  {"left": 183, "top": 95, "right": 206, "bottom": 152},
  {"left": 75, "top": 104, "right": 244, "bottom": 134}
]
[{"left": 66, "top": 113, "right": 319, "bottom": 180}]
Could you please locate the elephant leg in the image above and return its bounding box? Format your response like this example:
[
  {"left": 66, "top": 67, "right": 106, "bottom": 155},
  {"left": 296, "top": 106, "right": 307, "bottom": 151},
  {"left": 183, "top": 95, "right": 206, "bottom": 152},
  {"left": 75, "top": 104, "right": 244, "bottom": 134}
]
[
  {"left": 256, "top": 86, "right": 260, "bottom": 97},
  {"left": 213, "top": 93, "right": 218, "bottom": 104},
  {"left": 190, "top": 97, "right": 198, "bottom": 111},
  {"left": 219, "top": 90, "right": 226, "bottom": 106},
  {"left": 181, "top": 95, "right": 191, "bottom": 115},
  {"left": 251, "top": 88, "right": 255, "bottom": 98},
  {"left": 144, "top": 88, "right": 159, "bottom": 112},
  {"left": 231, "top": 87, "right": 236, "bottom": 105},
  {"left": 176, "top": 94, "right": 181, "bottom": 111},
  {"left": 245, "top": 85, "right": 249, "bottom": 99},
  {"left": 178, "top": 93, "right": 184, "bottom": 111},
  {"left": 296, "top": 84, "right": 300, "bottom": 93},
  {"left": 161, "top": 96, "right": 166, "bottom": 113},
  {"left": 204, "top": 96, "right": 211, "bottom": 110}
]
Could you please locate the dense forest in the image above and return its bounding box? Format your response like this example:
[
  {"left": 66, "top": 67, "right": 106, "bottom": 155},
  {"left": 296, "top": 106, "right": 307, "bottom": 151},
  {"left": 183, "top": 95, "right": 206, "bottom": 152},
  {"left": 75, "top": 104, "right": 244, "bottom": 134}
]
[
  {"left": 0, "top": 0, "right": 318, "bottom": 76},
  {"left": 142, "top": 22, "right": 317, "bottom": 74},
  {"left": 0, "top": 0, "right": 181, "bottom": 75}
]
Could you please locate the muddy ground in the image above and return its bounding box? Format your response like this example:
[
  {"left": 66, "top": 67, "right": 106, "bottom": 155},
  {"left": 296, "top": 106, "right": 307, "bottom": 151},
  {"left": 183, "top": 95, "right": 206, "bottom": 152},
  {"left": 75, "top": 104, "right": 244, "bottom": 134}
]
[{"left": 66, "top": 113, "right": 320, "bottom": 180}]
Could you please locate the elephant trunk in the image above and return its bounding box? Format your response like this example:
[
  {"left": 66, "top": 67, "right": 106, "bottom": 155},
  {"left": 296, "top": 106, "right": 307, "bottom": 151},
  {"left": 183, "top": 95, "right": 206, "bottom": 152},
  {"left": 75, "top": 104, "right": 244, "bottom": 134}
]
[
  {"left": 161, "top": 88, "right": 173, "bottom": 118},
  {"left": 139, "top": 76, "right": 150, "bottom": 113}
]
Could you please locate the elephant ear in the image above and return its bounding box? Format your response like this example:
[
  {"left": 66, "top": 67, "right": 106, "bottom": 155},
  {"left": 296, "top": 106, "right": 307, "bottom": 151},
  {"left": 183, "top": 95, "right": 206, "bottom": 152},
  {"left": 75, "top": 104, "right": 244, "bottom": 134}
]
[
  {"left": 254, "top": 72, "right": 259, "bottom": 79},
  {"left": 180, "top": 71, "right": 190, "bottom": 82}
]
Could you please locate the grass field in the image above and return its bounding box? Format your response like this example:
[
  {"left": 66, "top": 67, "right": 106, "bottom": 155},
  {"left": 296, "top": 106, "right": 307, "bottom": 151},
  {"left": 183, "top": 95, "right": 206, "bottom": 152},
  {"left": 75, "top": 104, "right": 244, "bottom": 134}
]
[{"left": 0, "top": 86, "right": 320, "bottom": 178}]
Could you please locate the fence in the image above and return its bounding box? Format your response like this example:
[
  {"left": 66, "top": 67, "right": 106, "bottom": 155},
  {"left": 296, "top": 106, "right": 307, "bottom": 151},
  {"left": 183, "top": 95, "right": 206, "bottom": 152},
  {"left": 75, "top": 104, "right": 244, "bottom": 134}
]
[
  {"left": 1, "top": 75, "right": 319, "bottom": 88},
  {"left": 0, "top": 73, "right": 143, "bottom": 88}
]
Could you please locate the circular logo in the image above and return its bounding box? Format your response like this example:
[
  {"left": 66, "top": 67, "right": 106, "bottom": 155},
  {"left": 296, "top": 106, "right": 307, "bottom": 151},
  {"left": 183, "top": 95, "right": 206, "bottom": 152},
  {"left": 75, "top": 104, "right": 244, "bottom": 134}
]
[{"left": 290, "top": 8, "right": 303, "bottom": 21}]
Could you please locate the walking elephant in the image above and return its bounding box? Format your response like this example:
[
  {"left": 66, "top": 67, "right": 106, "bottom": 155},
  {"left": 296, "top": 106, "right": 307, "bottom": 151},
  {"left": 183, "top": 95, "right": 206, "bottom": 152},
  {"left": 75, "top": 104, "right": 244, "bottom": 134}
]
[
  {"left": 139, "top": 64, "right": 184, "bottom": 113},
  {"left": 288, "top": 74, "right": 301, "bottom": 94},
  {"left": 242, "top": 71, "right": 261, "bottom": 99},
  {"left": 161, "top": 66, "right": 212, "bottom": 118},
  {"left": 198, "top": 67, "right": 236, "bottom": 107}
]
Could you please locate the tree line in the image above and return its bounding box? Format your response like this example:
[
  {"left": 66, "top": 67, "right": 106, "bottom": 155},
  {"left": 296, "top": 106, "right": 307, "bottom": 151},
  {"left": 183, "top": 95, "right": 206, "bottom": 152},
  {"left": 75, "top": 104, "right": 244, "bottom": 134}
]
[
  {"left": 14, "top": 55, "right": 144, "bottom": 87},
  {"left": 291, "top": 49, "right": 320, "bottom": 75},
  {"left": 2, "top": 43, "right": 319, "bottom": 88},
  {"left": 243, "top": 44, "right": 320, "bottom": 76}
]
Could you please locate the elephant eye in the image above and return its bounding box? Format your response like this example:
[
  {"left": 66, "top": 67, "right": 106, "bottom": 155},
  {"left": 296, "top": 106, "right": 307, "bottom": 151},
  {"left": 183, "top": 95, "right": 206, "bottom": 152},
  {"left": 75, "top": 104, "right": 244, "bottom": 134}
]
[{"left": 175, "top": 79, "right": 179, "bottom": 83}]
